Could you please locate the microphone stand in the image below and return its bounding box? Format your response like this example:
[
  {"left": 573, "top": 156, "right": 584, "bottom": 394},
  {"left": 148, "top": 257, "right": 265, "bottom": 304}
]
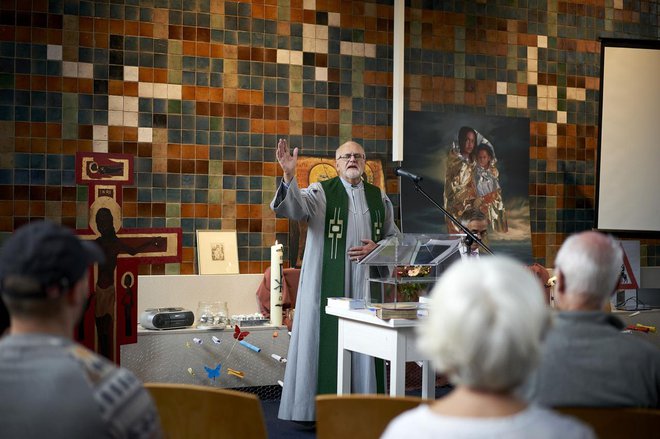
[{"left": 404, "top": 178, "right": 494, "bottom": 255}]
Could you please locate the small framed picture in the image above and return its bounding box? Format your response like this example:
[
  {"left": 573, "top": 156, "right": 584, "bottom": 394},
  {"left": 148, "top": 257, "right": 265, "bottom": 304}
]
[{"left": 196, "top": 230, "right": 240, "bottom": 275}]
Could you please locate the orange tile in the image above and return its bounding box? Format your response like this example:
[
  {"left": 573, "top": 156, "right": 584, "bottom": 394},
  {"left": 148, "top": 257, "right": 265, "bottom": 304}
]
[
  {"left": 236, "top": 161, "right": 250, "bottom": 175},
  {"left": 139, "top": 67, "right": 154, "bottom": 82},
  {"left": 194, "top": 204, "right": 208, "bottom": 217},
  {"left": 182, "top": 86, "right": 195, "bottom": 100},
  {"left": 78, "top": 78, "right": 93, "bottom": 93},
  {"left": 249, "top": 205, "right": 262, "bottom": 218},
  {"left": 236, "top": 204, "right": 249, "bottom": 218},
  {"left": 180, "top": 263, "right": 194, "bottom": 275},
  {"left": 121, "top": 82, "right": 137, "bottom": 96},
  {"left": 210, "top": 43, "right": 223, "bottom": 58},
  {"left": 209, "top": 205, "right": 222, "bottom": 218},
  {"left": 276, "top": 218, "right": 289, "bottom": 233},
  {"left": 109, "top": 19, "right": 123, "bottom": 34},
  {"left": 154, "top": 68, "right": 168, "bottom": 83},
  {"left": 123, "top": 202, "right": 137, "bottom": 217},
  {"left": 123, "top": 127, "right": 137, "bottom": 141},
  {"left": 196, "top": 42, "right": 210, "bottom": 56},
  {"left": 183, "top": 40, "right": 196, "bottom": 55},
  {"left": 108, "top": 80, "right": 123, "bottom": 95},
  {"left": 140, "top": 22, "right": 154, "bottom": 37},
  {"left": 46, "top": 138, "right": 62, "bottom": 153},
  {"left": 181, "top": 144, "right": 195, "bottom": 159},
  {"left": 181, "top": 203, "right": 194, "bottom": 217},
  {"left": 124, "top": 20, "right": 139, "bottom": 35},
  {"left": 31, "top": 139, "right": 47, "bottom": 153},
  {"left": 209, "top": 88, "right": 223, "bottom": 102},
  {"left": 47, "top": 76, "right": 62, "bottom": 91},
  {"left": 195, "top": 87, "right": 210, "bottom": 101}
]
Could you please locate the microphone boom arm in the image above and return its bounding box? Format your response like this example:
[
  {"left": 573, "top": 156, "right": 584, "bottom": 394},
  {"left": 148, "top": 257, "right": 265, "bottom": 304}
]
[{"left": 403, "top": 177, "right": 493, "bottom": 255}]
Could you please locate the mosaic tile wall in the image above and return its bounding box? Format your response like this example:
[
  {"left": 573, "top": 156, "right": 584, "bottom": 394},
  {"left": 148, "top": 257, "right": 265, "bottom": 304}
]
[{"left": 0, "top": 0, "right": 658, "bottom": 274}]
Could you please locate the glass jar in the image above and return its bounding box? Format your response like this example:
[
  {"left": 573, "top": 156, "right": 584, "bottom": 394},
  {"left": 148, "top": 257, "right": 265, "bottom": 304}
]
[{"left": 196, "top": 301, "right": 229, "bottom": 329}]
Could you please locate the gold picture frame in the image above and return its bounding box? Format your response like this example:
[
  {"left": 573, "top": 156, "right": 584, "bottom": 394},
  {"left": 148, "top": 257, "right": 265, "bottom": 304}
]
[{"left": 196, "top": 230, "right": 240, "bottom": 275}]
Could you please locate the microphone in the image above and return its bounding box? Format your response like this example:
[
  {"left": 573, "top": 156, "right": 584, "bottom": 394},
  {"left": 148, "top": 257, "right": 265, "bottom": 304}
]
[{"left": 395, "top": 167, "right": 423, "bottom": 183}]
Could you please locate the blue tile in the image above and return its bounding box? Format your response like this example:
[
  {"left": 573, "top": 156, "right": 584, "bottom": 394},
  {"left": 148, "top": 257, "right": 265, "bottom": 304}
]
[
  {"left": 30, "top": 169, "right": 45, "bottom": 184},
  {"left": 15, "top": 153, "right": 29, "bottom": 168},
  {"left": 166, "top": 188, "right": 181, "bottom": 202},
  {"left": 63, "top": 155, "right": 75, "bottom": 169},
  {"left": 46, "top": 170, "right": 61, "bottom": 185},
  {"left": 152, "top": 188, "right": 165, "bottom": 202},
  {"left": 0, "top": 169, "right": 11, "bottom": 184},
  {"left": 195, "top": 175, "right": 208, "bottom": 188},
  {"left": 181, "top": 189, "right": 194, "bottom": 202},
  {"left": 138, "top": 188, "right": 151, "bottom": 201},
  {"left": 153, "top": 173, "right": 166, "bottom": 188},
  {"left": 62, "top": 170, "right": 75, "bottom": 185},
  {"left": 195, "top": 189, "right": 208, "bottom": 203},
  {"left": 236, "top": 190, "right": 249, "bottom": 203},
  {"left": 222, "top": 176, "right": 235, "bottom": 189},
  {"left": 123, "top": 217, "right": 137, "bottom": 228},
  {"left": 14, "top": 169, "right": 29, "bottom": 184},
  {"left": 46, "top": 154, "right": 62, "bottom": 170},
  {"left": 182, "top": 174, "right": 195, "bottom": 188}
]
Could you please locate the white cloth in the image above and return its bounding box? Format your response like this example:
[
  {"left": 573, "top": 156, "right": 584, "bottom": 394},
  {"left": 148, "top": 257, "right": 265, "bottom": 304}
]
[
  {"left": 271, "top": 177, "right": 398, "bottom": 421},
  {"left": 381, "top": 404, "right": 595, "bottom": 439}
]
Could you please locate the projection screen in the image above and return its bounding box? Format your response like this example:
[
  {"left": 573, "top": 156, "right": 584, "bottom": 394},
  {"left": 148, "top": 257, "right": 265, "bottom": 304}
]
[{"left": 595, "top": 39, "right": 660, "bottom": 233}]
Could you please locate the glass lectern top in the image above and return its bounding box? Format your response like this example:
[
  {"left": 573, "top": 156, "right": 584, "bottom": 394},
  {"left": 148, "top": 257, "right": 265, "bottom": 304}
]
[{"left": 359, "top": 233, "right": 463, "bottom": 267}]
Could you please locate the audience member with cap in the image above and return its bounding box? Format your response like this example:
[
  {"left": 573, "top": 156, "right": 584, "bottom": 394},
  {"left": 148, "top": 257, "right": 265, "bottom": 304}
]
[
  {"left": 520, "top": 230, "right": 660, "bottom": 407},
  {"left": 382, "top": 256, "right": 594, "bottom": 439},
  {"left": 0, "top": 220, "right": 163, "bottom": 438}
]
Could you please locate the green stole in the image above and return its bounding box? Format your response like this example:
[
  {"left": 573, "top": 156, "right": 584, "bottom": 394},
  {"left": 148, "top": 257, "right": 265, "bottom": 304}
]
[{"left": 317, "top": 176, "right": 386, "bottom": 395}]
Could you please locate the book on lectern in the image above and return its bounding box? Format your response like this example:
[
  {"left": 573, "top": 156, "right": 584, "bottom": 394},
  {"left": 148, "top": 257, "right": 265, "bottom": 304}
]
[{"left": 327, "top": 297, "right": 365, "bottom": 310}]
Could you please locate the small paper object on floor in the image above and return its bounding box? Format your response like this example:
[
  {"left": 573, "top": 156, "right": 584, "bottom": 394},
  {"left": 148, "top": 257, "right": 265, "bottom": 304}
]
[
  {"left": 239, "top": 339, "right": 261, "bottom": 352},
  {"left": 211, "top": 335, "right": 222, "bottom": 344},
  {"left": 204, "top": 364, "right": 222, "bottom": 380},
  {"left": 227, "top": 368, "right": 244, "bottom": 379},
  {"left": 271, "top": 353, "right": 287, "bottom": 363}
]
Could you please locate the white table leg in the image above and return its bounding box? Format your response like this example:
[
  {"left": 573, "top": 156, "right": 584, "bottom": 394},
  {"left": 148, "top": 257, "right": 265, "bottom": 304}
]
[
  {"left": 389, "top": 330, "right": 406, "bottom": 396},
  {"left": 421, "top": 360, "right": 434, "bottom": 399},
  {"left": 337, "top": 319, "right": 351, "bottom": 394}
]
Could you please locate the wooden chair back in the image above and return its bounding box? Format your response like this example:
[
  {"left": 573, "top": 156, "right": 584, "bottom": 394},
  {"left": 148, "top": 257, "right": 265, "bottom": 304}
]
[
  {"left": 145, "top": 383, "right": 267, "bottom": 439},
  {"left": 316, "top": 394, "right": 425, "bottom": 439},
  {"left": 556, "top": 407, "right": 660, "bottom": 439}
]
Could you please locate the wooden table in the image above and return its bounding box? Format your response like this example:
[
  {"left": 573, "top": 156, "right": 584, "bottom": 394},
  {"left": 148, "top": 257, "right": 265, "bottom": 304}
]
[{"left": 325, "top": 307, "right": 435, "bottom": 398}]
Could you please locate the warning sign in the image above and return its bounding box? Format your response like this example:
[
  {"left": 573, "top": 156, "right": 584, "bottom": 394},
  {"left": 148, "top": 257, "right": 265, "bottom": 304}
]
[{"left": 618, "top": 242, "right": 639, "bottom": 290}]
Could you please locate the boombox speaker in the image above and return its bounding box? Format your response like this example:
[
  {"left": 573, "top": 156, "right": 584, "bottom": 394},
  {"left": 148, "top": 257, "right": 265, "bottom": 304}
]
[{"left": 140, "top": 307, "right": 195, "bottom": 330}]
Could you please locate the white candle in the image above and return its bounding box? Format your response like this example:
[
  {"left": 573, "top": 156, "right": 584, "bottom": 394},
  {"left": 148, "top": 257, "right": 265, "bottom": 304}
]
[{"left": 270, "top": 240, "right": 284, "bottom": 326}]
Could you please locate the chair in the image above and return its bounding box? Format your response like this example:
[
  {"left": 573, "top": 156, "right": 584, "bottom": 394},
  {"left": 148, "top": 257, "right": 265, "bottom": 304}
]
[
  {"left": 145, "top": 383, "right": 267, "bottom": 439},
  {"left": 316, "top": 394, "right": 425, "bottom": 439},
  {"left": 556, "top": 407, "right": 660, "bottom": 439}
]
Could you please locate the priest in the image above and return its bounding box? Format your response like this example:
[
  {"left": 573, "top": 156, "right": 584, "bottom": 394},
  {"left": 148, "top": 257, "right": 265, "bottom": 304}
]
[{"left": 271, "top": 138, "right": 398, "bottom": 422}]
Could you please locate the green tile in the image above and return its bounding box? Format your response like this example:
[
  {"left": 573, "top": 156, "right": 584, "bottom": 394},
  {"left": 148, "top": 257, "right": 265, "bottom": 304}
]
[
  {"left": 263, "top": 176, "right": 277, "bottom": 191},
  {"left": 166, "top": 218, "right": 181, "bottom": 227},
  {"left": 340, "top": 124, "right": 352, "bottom": 140},
  {"left": 168, "top": 70, "right": 182, "bottom": 84},
  {"left": 63, "top": 123, "right": 77, "bottom": 139},
  {"left": 209, "top": 160, "right": 222, "bottom": 175},
  {"left": 340, "top": 110, "right": 351, "bottom": 124},
  {"left": 290, "top": 79, "right": 302, "bottom": 93},
  {"left": 168, "top": 100, "right": 181, "bottom": 114},
  {"left": 208, "top": 189, "right": 221, "bottom": 204},
  {"left": 210, "top": 117, "right": 222, "bottom": 130},
  {"left": 76, "top": 185, "right": 88, "bottom": 201},
  {"left": 62, "top": 93, "right": 78, "bottom": 109},
  {"left": 0, "top": 73, "right": 13, "bottom": 89},
  {"left": 169, "top": 40, "right": 182, "bottom": 55},
  {"left": 209, "top": 175, "right": 222, "bottom": 189},
  {"left": 277, "top": 6, "right": 289, "bottom": 20},
  {"left": 290, "top": 65, "right": 302, "bottom": 80},
  {"left": 165, "top": 263, "right": 181, "bottom": 275},
  {"left": 166, "top": 203, "right": 180, "bottom": 217},
  {"left": 211, "top": 14, "right": 223, "bottom": 29}
]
